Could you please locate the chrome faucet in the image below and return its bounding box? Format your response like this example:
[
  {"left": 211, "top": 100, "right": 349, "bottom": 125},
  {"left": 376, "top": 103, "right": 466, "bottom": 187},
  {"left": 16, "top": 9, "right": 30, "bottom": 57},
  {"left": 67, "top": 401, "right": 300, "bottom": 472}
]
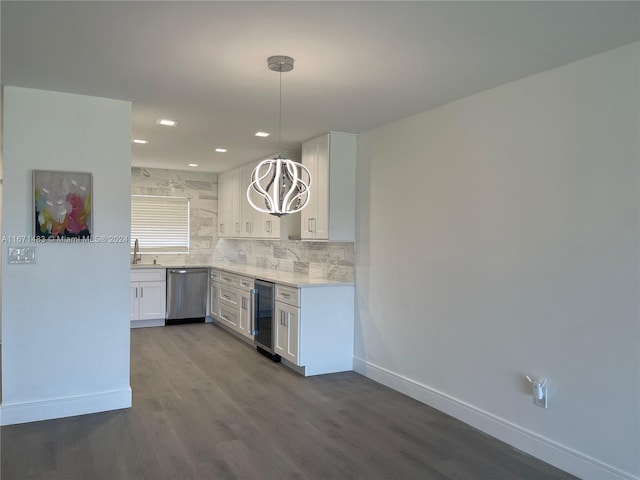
[{"left": 132, "top": 238, "right": 141, "bottom": 264}]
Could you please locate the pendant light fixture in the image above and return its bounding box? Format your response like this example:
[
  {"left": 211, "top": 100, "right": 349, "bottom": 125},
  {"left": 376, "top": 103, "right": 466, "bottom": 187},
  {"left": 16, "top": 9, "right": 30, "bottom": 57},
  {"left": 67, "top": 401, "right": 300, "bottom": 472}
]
[{"left": 247, "top": 55, "right": 311, "bottom": 217}]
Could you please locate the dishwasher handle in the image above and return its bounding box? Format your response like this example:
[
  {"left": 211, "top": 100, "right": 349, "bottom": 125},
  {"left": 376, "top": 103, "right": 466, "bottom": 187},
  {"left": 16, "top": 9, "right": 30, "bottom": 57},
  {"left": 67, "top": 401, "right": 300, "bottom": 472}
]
[{"left": 168, "top": 268, "right": 209, "bottom": 275}]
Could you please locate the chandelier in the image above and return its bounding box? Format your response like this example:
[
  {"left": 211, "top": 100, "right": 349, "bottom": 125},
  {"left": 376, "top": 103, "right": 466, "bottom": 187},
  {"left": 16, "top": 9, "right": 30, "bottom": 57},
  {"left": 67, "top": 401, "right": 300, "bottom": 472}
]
[{"left": 247, "top": 56, "right": 311, "bottom": 217}]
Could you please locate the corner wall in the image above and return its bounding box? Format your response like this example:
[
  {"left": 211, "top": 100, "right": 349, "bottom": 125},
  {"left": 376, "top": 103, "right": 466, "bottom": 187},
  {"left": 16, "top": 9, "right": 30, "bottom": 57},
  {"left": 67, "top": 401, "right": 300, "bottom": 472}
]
[
  {"left": 355, "top": 43, "right": 639, "bottom": 479},
  {"left": 1, "top": 86, "right": 132, "bottom": 425}
]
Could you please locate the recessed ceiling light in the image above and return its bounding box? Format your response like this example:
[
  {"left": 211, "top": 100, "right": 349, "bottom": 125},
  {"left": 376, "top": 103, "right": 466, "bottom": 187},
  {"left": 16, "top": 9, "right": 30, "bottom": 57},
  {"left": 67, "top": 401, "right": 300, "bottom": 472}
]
[
  {"left": 132, "top": 139, "right": 149, "bottom": 144},
  {"left": 215, "top": 148, "right": 227, "bottom": 153},
  {"left": 187, "top": 163, "right": 198, "bottom": 167},
  {"left": 255, "top": 131, "right": 270, "bottom": 137},
  {"left": 156, "top": 119, "right": 179, "bottom": 126}
]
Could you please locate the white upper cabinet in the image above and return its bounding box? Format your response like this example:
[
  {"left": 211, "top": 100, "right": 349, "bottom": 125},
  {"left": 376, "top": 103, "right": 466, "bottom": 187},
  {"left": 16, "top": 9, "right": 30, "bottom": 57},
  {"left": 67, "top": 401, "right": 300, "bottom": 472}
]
[
  {"left": 219, "top": 153, "right": 300, "bottom": 240},
  {"left": 301, "top": 132, "right": 356, "bottom": 241},
  {"left": 240, "top": 161, "right": 257, "bottom": 237},
  {"left": 218, "top": 169, "right": 241, "bottom": 238}
]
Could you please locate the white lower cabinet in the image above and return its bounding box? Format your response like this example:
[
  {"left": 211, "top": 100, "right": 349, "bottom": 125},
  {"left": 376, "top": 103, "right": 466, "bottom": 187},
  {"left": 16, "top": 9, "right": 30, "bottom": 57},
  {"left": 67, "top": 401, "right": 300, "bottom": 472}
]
[
  {"left": 209, "top": 268, "right": 354, "bottom": 375},
  {"left": 274, "top": 283, "right": 354, "bottom": 376},
  {"left": 238, "top": 290, "right": 253, "bottom": 338},
  {"left": 275, "top": 301, "right": 299, "bottom": 365},
  {"left": 210, "top": 274, "right": 219, "bottom": 321},
  {"left": 211, "top": 269, "right": 254, "bottom": 341},
  {"left": 130, "top": 268, "right": 166, "bottom": 328}
]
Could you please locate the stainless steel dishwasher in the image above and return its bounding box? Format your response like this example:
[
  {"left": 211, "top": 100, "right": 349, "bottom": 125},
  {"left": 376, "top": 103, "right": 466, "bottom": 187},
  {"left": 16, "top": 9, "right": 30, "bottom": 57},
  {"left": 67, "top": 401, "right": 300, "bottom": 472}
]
[{"left": 166, "top": 268, "right": 208, "bottom": 324}]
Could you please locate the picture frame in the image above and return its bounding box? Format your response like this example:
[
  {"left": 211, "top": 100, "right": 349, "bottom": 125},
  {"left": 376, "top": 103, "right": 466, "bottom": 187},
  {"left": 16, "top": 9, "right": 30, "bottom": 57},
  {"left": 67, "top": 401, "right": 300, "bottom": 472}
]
[{"left": 33, "top": 170, "right": 93, "bottom": 240}]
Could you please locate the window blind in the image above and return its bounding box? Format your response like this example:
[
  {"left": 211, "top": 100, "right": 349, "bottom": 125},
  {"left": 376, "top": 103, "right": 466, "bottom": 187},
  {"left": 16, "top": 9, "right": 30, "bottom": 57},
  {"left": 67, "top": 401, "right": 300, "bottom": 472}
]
[{"left": 131, "top": 195, "right": 190, "bottom": 253}]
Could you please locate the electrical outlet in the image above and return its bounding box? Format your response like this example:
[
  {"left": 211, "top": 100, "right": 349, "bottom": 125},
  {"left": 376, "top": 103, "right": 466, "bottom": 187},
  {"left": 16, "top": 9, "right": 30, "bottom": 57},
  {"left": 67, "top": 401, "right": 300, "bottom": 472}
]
[
  {"left": 534, "top": 387, "right": 548, "bottom": 408},
  {"left": 526, "top": 376, "right": 548, "bottom": 409},
  {"left": 8, "top": 246, "right": 37, "bottom": 264}
]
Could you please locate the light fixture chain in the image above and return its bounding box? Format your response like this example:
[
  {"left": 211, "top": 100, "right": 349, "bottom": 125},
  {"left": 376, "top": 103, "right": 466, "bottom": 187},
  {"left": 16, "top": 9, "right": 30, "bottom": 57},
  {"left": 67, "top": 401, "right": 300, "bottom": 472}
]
[{"left": 249, "top": 55, "right": 310, "bottom": 217}]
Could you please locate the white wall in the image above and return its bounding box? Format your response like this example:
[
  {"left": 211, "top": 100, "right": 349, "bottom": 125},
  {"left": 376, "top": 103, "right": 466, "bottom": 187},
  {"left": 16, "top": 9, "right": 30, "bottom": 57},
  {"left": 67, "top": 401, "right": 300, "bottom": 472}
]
[
  {"left": 355, "top": 43, "right": 639, "bottom": 480},
  {"left": 1, "top": 86, "right": 132, "bottom": 424}
]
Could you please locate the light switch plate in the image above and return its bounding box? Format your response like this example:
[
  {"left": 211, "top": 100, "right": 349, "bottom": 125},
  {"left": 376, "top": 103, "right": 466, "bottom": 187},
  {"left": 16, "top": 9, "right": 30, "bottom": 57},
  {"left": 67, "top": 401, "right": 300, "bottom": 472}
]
[{"left": 8, "top": 246, "right": 37, "bottom": 264}]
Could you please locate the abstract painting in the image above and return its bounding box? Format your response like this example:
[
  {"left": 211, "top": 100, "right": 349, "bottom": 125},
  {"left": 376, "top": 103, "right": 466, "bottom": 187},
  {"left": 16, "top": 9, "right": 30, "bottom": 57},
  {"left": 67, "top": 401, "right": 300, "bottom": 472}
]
[{"left": 33, "top": 170, "right": 92, "bottom": 239}]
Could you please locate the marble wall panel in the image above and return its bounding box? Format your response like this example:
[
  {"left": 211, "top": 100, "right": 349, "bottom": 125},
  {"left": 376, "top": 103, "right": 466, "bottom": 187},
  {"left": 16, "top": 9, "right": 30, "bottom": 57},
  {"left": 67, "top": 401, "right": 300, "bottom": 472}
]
[
  {"left": 213, "top": 239, "right": 354, "bottom": 282},
  {"left": 131, "top": 167, "right": 218, "bottom": 266}
]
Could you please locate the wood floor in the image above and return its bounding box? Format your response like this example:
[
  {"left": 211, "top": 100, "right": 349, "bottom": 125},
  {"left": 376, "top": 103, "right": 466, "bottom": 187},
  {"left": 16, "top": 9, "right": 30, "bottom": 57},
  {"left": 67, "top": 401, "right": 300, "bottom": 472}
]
[{"left": 2, "top": 323, "right": 577, "bottom": 480}]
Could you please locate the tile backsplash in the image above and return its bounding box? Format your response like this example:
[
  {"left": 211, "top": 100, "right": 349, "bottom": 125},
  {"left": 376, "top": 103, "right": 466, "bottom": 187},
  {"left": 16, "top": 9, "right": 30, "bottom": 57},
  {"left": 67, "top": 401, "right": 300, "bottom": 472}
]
[
  {"left": 131, "top": 167, "right": 218, "bottom": 266},
  {"left": 130, "top": 167, "right": 354, "bottom": 281},
  {"left": 213, "top": 239, "right": 355, "bottom": 282}
]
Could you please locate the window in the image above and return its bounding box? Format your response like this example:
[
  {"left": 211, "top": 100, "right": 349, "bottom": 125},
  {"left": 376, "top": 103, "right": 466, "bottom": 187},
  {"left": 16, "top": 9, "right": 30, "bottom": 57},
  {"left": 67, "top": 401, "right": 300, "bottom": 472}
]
[{"left": 131, "top": 195, "right": 190, "bottom": 253}]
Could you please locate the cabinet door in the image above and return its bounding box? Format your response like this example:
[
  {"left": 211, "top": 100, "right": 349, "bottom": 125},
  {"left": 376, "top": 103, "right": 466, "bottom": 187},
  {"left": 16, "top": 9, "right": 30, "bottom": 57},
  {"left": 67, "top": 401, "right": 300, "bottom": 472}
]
[
  {"left": 313, "top": 135, "right": 329, "bottom": 239},
  {"left": 138, "top": 281, "right": 166, "bottom": 320},
  {"left": 238, "top": 291, "right": 253, "bottom": 339},
  {"left": 130, "top": 282, "right": 140, "bottom": 321},
  {"left": 240, "top": 162, "right": 255, "bottom": 237},
  {"left": 230, "top": 169, "right": 241, "bottom": 236},
  {"left": 301, "top": 134, "right": 329, "bottom": 240},
  {"left": 218, "top": 171, "right": 230, "bottom": 237},
  {"left": 210, "top": 282, "right": 219, "bottom": 319},
  {"left": 245, "top": 160, "right": 281, "bottom": 239},
  {"left": 274, "top": 302, "right": 299, "bottom": 365},
  {"left": 219, "top": 169, "right": 242, "bottom": 237}
]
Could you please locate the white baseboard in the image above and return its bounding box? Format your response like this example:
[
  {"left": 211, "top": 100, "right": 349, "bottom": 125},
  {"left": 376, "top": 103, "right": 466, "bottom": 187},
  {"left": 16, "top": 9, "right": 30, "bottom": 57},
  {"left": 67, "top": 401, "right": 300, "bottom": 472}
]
[
  {"left": 0, "top": 388, "right": 132, "bottom": 426},
  {"left": 353, "top": 357, "right": 638, "bottom": 480},
  {"left": 131, "top": 318, "right": 164, "bottom": 328}
]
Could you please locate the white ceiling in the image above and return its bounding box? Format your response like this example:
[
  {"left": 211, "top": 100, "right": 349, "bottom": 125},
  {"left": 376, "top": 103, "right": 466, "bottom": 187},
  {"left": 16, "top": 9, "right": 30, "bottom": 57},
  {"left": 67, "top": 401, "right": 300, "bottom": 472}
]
[{"left": 2, "top": 1, "right": 639, "bottom": 173}]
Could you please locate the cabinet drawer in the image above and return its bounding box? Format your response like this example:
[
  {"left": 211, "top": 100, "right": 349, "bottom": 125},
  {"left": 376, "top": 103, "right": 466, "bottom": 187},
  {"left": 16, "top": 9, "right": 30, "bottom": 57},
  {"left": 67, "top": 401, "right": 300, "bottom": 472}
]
[
  {"left": 218, "top": 272, "right": 240, "bottom": 287},
  {"left": 275, "top": 284, "right": 299, "bottom": 307},
  {"left": 219, "top": 286, "right": 240, "bottom": 307},
  {"left": 219, "top": 303, "right": 239, "bottom": 328},
  {"left": 239, "top": 275, "right": 254, "bottom": 291}
]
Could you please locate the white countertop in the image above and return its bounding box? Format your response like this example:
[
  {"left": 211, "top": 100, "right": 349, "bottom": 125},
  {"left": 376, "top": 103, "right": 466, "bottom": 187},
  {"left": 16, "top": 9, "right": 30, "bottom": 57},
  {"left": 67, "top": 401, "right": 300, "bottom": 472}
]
[
  {"left": 131, "top": 264, "right": 209, "bottom": 269},
  {"left": 212, "top": 264, "right": 354, "bottom": 288},
  {"left": 131, "top": 264, "right": 353, "bottom": 288}
]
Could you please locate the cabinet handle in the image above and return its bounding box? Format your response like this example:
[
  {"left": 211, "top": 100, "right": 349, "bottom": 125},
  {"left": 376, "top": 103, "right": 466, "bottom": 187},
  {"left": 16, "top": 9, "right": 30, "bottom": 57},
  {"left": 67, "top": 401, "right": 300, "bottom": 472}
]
[
  {"left": 242, "top": 298, "right": 246, "bottom": 310},
  {"left": 141, "top": 287, "right": 143, "bottom": 298},
  {"left": 220, "top": 223, "right": 224, "bottom": 234},
  {"left": 235, "top": 222, "right": 240, "bottom": 233},
  {"left": 135, "top": 287, "right": 138, "bottom": 298},
  {"left": 222, "top": 294, "right": 231, "bottom": 300},
  {"left": 308, "top": 218, "right": 313, "bottom": 233},
  {"left": 250, "top": 289, "right": 257, "bottom": 335},
  {"left": 281, "top": 292, "right": 290, "bottom": 298},
  {"left": 283, "top": 312, "right": 288, "bottom": 327},
  {"left": 266, "top": 220, "right": 271, "bottom": 233},
  {"left": 246, "top": 221, "right": 251, "bottom": 233}
]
